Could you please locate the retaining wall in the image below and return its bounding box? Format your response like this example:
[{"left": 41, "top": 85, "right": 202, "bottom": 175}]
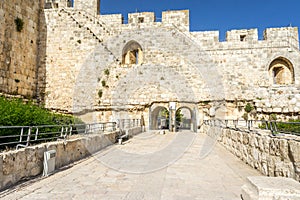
[
  {"left": 203, "top": 125, "right": 300, "bottom": 182},
  {"left": 0, "top": 131, "right": 117, "bottom": 191},
  {"left": 126, "top": 126, "right": 143, "bottom": 137}
]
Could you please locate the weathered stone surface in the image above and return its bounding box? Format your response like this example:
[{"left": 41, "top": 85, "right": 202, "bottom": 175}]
[
  {"left": 242, "top": 176, "right": 300, "bottom": 200},
  {"left": 0, "top": 131, "right": 120, "bottom": 190},
  {"left": 2, "top": 153, "right": 15, "bottom": 175},
  {"left": 204, "top": 124, "right": 300, "bottom": 182},
  {"left": 289, "top": 140, "right": 300, "bottom": 162},
  {"left": 0, "top": 0, "right": 44, "bottom": 98}
]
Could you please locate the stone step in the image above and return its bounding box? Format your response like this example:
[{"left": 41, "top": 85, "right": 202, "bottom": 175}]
[{"left": 241, "top": 176, "right": 300, "bottom": 200}]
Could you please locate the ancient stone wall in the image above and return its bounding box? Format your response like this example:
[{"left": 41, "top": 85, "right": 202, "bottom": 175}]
[
  {"left": 42, "top": 5, "right": 300, "bottom": 124},
  {"left": 0, "top": 0, "right": 46, "bottom": 99},
  {"left": 74, "top": 0, "right": 99, "bottom": 16},
  {"left": 0, "top": 131, "right": 117, "bottom": 191},
  {"left": 203, "top": 124, "right": 300, "bottom": 182}
]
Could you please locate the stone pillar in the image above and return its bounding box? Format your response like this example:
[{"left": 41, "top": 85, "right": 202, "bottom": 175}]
[
  {"left": 198, "top": 108, "right": 204, "bottom": 133},
  {"left": 169, "top": 102, "right": 176, "bottom": 132},
  {"left": 74, "top": 0, "right": 100, "bottom": 15}
]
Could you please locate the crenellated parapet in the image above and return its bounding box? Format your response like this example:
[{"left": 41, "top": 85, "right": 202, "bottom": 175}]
[
  {"left": 99, "top": 10, "right": 190, "bottom": 32},
  {"left": 43, "top": 0, "right": 298, "bottom": 50},
  {"left": 45, "top": 0, "right": 100, "bottom": 15},
  {"left": 42, "top": 0, "right": 300, "bottom": 118},
  {"left": 226, "top": 29, "right": 258, "bottom": 42},
  {"left": 45, "top": 0, "right": 72, "bottom": 9}
]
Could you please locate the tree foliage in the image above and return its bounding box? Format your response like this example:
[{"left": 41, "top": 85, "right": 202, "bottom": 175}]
[{"left": 0, "top": 96, "right": 81, "bottom": 127}]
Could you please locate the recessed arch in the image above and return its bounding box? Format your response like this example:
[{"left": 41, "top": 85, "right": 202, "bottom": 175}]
[
  {"left": 268, "top": 57, "right": 294, "bottom": 85},
  {"left": 122, "top": 40, "right": 143, "bottom": 65},
  {"left": 150, "top": 106, "right": 169, "bottom": 130},
  {"left": 175, "top": 106, "right": 197, "bottom": 132},
  {"left": 176, "top": 107, "right": 192, "bottom": 130}
]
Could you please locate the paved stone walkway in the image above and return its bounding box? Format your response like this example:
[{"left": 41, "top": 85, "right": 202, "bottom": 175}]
[{"left": 1, "top": 131, "right": 261, "bottom": 200}]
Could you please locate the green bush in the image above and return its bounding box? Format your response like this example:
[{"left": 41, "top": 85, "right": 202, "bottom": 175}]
[
  {"left": 269, "top": 114, "right": 277, "bottom": 121},
  {"left": 0, "top": 96, "right": 82, "bottom": 131},
  {"left": 101, "top": 80, "right": 106, "bottom": 87},
  {"left": 276, "top": 119, "right": 300, "bottom": 134},
  {"left": 104, "top": 69, "right": 110, "bottom": 76},
  {"left": 259, "top": 119, "right": 300, "bottom": 134},
  {"left": 244, "top": 103, "right": 254, "bottom": 113},
  {"left": 0, "top": 96, "right": 84, "bottom": 149}
]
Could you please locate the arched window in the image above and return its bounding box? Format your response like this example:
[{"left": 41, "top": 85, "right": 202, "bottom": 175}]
[
  {"left": 122, "top": 41, "right": 143, "bottom": 65},
  {"left": 268, "top": 57, "right": 294, "bottom": 85}
]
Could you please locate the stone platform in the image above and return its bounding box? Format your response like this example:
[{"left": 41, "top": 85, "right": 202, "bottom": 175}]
[
  {"left": 242, "top": 176, "right": 300, "bottom": 200},
  {"left": 0, "top": 131, "right": 261, "bottom": 199}
]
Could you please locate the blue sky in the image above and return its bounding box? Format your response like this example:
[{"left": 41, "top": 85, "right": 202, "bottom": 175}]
[{"left": 100, "top": 0, "right": 300, "bottom": 41}]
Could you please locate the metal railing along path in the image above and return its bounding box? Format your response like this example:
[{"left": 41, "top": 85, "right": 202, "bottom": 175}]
[
  {"left": 204, "top": 119, "right": 300, "bottom": 136},
  {"left": 117, "top": 119, "right": 141, "bottom": 130},
  {"left": 0, "top": 122, "right": 117, "bottom": 151}
]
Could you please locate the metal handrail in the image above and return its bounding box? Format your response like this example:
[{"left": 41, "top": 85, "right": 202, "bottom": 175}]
[
  {"left": 117, "top": 119, "right": 142, "bottom": 130},
  {"left": 0, "top": 122, "right": 117, "bottom": 151},
  {"left": 204, "top": 119, "right": 300, "bottom": 136}
]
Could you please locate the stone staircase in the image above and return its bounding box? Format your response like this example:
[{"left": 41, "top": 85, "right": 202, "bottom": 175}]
[{"left": 59, "top": 8, "right": 121, "bottom": 64}]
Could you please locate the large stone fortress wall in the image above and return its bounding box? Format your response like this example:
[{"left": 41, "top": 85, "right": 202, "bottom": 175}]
[
  {"left": 0, "top": 0, "right": 294, "bottom": 126},
  {"left": 42, "top": 0, "right": 300, "bottom": 125},
  {"left": 0, "top": 0, "right": 46, "bottom": 99}
]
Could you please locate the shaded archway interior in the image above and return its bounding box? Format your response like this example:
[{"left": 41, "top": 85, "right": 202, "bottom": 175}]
[
  {"left": 176, "top": 107, "right": 192, "bottom": 130},
  {"left": 269, "top": 57, "right": 294, "bottom": 85},
  {"left": 150, "top": 106, "right": 169, "bottom": 130},
  {"left": 122, "top": 40, "right": 143, "bottom": 65}
]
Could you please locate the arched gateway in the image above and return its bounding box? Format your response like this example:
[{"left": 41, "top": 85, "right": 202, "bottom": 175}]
[{"left": 149, "top": 102, "right": 198, "bottom": 132}]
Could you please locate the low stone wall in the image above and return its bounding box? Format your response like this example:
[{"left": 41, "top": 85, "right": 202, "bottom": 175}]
[
  {"left": 203, "top": 125, "right": 300, "bottom": 182},
  {"left": 126, "top": 126, "right": 143, "bottom": 137},
  {"left": 0, "top": 131, "right": 118, "bottom": 191}
]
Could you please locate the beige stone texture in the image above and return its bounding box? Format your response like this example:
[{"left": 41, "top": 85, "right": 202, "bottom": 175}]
[
  {"left": 0, "top": 131, "right": 117, "bottom": 190},
  {"left": 0, "top": 0, "right": 45, "bottom": 99},
  {"left": 204, "top": 124, "right": 300, "bottom": 182}
]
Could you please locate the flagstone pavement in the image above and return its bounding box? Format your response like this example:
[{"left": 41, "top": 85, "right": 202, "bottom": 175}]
[{"left": 0, "top": 130, "right": 261, "bottom": 200}]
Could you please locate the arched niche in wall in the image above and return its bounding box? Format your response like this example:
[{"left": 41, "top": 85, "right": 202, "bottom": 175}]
[
  {"left": 122, "top": 40, "right": 143, "bottom": 65},
  {"left": 268, "top": 57, "right": 294, "bottom": 85}
]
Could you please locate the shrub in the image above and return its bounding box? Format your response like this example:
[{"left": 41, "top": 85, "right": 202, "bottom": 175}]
[
  {"left": 0, "top": 97, "right": 84, "bottom": 150},
  {"left": 244, "top": 103, "right": 254, "bottom": 113},
  {"left": 98, "top": 89, "right": 103, "bottom": 98},
  {"left": 242, "top": 113, "right": 248, "bottom": 121},
  {"left": 0, "top": 96, "right": 82, "bottom": 128},
  {"left": 14, "top": 17, "right": 24, "bottom": 32},
  {"left": 259, "top": 119, "right": 300, "bottom": 134},
  {"left": 101, "top": 80, "right": 106, "bottom": 87},
  {"left": 104, "top": 69, "right": 110, "bottom": 76},
  {"left": 269, "top": 114, "right": 277, "bottom": 121}
]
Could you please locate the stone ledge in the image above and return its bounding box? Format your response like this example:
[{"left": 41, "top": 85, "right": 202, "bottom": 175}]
[
  {"left": 0, "top": 131, "right": 118, "bottom": 191},
  {"left": 242, "top": 176, "right": 300, "bottom": 200}
]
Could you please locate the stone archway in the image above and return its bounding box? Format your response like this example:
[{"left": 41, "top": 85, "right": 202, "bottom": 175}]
[
  {"left": 150, "top": 105, "right": 169, "bottom": 130},
  {"left": 122, "top": 40, "right": 143, "bottom": 65},
  {"left": 176, "top": 107, "right": 192, "bottom": 130},
  {"left": 149, "top": 103, "right": 199, "bottom": 132},
  {"left": 268, "top": 57, "right": 294, "bottom": 85},
  {"left": 175, "top": 106, "right": 197, "bottom": 132}
]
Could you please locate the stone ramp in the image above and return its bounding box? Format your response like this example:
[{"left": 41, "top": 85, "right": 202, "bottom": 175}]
[{"left": 1, "top": 132, "right": 262, "bottom": 200}]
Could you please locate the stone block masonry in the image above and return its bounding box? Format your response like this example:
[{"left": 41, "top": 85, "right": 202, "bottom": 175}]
[
  {"left": 0, "top": 0, "right": 46, "bottom": 99},
  {"left": 203, "top": 124, "right": 300, "bottom": 182},
  {"left": 42, "top": 2, "right": 300, "bottom": 126},
  {"left": 0, "top": 131, "right": 117, "bottom": 191},
  {"left": 0, "top": 0, "right": 300, "bottom": 126}
]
